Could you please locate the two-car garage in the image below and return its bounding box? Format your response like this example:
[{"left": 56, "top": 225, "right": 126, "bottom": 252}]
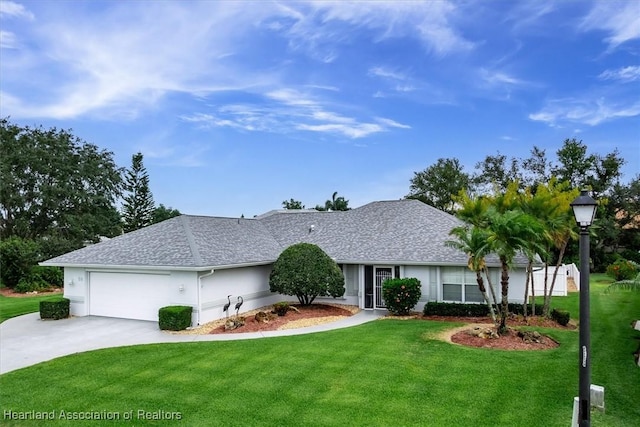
[{"left": 88, "top": 272, "right": 171, "bottom": 321}]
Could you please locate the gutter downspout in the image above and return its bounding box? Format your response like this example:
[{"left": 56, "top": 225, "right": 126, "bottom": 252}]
[{"left": 197, "top": 270, "right": 215, "bottom": 325}]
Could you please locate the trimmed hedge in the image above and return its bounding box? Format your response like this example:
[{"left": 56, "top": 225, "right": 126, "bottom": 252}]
[
  {"left": 551, "top": 308, "right": 570, "bottom": 326},
  {"left": 424, "top": 302, "right": 489, "bottom": 317},
  {"left": 423, "top": 302, "right": 549, "bottom": 317},
  {"left": 382, "top": 278, "right": 421, "bottom": 315},
  {"left": 159, "top": 305, "right": 193, "bottom": 331},
  {"left": 40, "top": 298, "right": 70, "bottom": 320}
]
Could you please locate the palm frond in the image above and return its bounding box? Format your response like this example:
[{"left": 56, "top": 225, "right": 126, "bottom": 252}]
[{"left": 605, "top": 273, "right": 640, "bottom": 293}]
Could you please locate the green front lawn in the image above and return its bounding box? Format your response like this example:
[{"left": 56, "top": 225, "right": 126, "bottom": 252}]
[
  {"left": 0, "top": 276, "right": 638, "bottom": 426},
  {"left": 0, "top": 293, "right": 63, "bottom": 323}
]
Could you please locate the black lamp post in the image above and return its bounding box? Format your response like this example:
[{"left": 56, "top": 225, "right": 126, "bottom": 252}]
[{"left": 570, "top": 189, "right": 598, "bottom": 427}]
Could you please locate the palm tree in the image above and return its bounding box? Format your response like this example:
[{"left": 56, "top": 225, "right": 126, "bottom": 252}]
[
  {"left": 484, "top": 207, "right": 546, "bottom": 334},
  {"left": 446, "top": 225, "right": 497, "bottom": 324}
]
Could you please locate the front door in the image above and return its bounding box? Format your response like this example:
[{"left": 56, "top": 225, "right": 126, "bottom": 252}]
[{"left": 374, "top": 267, "right": 393, "bottom": 308}]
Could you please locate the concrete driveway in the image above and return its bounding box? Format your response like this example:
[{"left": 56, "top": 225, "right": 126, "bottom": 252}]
[{"left": 0, "top": 310, "right": 384, "bottom": 374}]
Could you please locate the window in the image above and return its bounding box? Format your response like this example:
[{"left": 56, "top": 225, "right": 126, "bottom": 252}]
[{"left": 441, "top": 267, "right": 486, "bottom": 303}]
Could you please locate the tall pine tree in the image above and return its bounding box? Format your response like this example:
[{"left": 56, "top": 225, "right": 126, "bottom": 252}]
[{"left": 122, "top": 152, "right": 155, "bottom": 232}]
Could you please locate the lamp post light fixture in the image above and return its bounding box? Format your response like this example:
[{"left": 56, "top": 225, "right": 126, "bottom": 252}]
[{"left": 570, "top": 189, "right": 598, "bottom": 427}]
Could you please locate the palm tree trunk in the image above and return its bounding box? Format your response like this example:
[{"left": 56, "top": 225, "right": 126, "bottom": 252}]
[
  {"left": 530, "top": 267, "right": 536, "bottom": 316},
  {"left": 484, "top": 267, "right": 501, "bottom": 317},
  {"left": 523, "top": 260, "right": 532, "bottom": 321},
  {"left": 476, "top": 271, "right": 496, "bottom": 324},
  {"left": 544, "top": 240, "right": 568, "bottom": 317},
  {"left": 499, "top": 259, "right": 510, "bottom": 334}
]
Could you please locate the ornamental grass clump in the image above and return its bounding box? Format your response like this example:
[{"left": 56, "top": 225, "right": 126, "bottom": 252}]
[{"left": 382, "top": 278, "right": 421, "bottom": 315}]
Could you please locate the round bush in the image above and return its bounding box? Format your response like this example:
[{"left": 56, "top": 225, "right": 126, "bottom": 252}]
[
  {"left": 606, "top": 259, "right": 637, "bottom": 281},
  {"left": 269, "top": 243, "right": 345, "bottom": 306},
  {"left": 382, "top": 278, "right": 421, "bottom": 315}
]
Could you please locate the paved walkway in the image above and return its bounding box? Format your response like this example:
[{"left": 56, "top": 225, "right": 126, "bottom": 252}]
[{"left": 0, "top": 310, "right": 386, "bottom": 374}]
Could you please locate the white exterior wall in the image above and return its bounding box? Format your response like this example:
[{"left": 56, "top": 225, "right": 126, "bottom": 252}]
[
  {"left": 403, "top": 265, "right": 431, "bottom": 312},
  {"left": 199, "top": 265, "right": 280, "bottom": 324},
  {"left": 506, "top": 268, "right": 527, "bottom": 304},
  {"left": 63, "top": 267, "right": 89, "bottom": 316}
]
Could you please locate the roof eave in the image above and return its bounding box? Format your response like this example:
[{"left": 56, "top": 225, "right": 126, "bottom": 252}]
[{"left": 39, "top": 260, "right": 275, "bottom": 272}]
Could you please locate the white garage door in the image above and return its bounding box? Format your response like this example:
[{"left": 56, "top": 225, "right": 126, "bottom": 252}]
[{"left": 89, "top": 272, "right": 170, "bottom": 321}]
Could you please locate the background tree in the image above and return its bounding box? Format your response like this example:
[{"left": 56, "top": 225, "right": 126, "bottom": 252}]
[
  {"left": 269, "top": 243, "right": 345, "bottom": 305},
  {"left": 315, "top": 191, "right": 349, "bottom": 211},
  {"left": 407, "top": 158, "right": 471, "bottom": 214},
  {"left": 473, "top": 152, "right": 521, "bottom": 194},
  {"left": 282, "top": 199, "right": 305, "bottom": 209},
  {"left": 152, "top": 204, "right": 181, "bottom": 224},
  {"left": 521, "top": 146, "right": 551, "bottom": 189},
  {"left": 0, "top": 118, "right": 122, "bottom": 250},
  {"left": 122, "top": 152, "right": 155, "bottom": 233}
]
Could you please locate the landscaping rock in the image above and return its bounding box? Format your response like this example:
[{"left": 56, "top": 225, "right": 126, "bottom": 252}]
[
  {"left": 467, "top": 326, "right": 499, "bottom": 339},
  {"left": 255, "top": 311, "right": 274, "bottom": 323},
  {"left": 518, "top": 330, "right": 542, "bottom": 343},
  {"left": 224, "top": 317, "right": 246, "bottom": 331}
]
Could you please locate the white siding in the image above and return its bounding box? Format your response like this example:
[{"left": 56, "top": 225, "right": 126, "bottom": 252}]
[
  {"left": 403, "top": 265, "right": 431, "bottom": 312},
  {"left": 199, "top": 265, "right": 279, "bottom": 324},
  {"left": 63, "top": 267, "right": 88, "bottom": 316}
]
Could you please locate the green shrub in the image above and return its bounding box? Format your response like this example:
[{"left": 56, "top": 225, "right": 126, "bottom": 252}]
[
  {"left": 14, "top": 266, "right": 63, "bottom": 293},
  {"left": 382, "top": 278, "right": 421, "bottom": 315},
  {"left": 422, "top": 302, "right": 545, "bottom": 317},
  {"left": 269, "top": 243, "right": 345, "bottom": 305},
  {"left": 551, "top": 308, "right": 570, "bottom": 326},
  {"left": 273, "top": 301, "right": 290, "bottom": 316},
  {"left": 508, "top": 302, "right": 545, "bottom": 316},
  {"left": 30, "top": 266, "right": 63, "bottom": 287},
  {"left": 423, "top": 302, "right": 490, "bottom": 317},
  {"left": 620, "top": 249, "right": 640, "bottom": 264},
  {"left": 606, "top": 259, "right": 637, "bottom": 281},
  {"left": 158, "top": 305, "right": 192, "bottom": 331},
  {"left": 0, "top": 237, "right": 40, "bottom": 288},
  {"left": 40, "top": 298, "right": 70, "bottom": 320},
  {"left": 15, "top": 275, "right": 50, "bottom": 293}
]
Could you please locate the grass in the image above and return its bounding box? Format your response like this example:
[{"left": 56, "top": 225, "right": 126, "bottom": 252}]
[
  {"left": 0, "top": 275, "right": 638, "bottom": 426},
  {"left": 0, "top": 293, "right": 63, "bottom": 323}
]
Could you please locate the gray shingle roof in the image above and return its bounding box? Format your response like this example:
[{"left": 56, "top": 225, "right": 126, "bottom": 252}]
[{"left": 43, "top": 199, "right": 520, "bottom": 269}]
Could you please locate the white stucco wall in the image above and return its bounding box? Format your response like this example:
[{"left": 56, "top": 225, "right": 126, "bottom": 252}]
[
  {"left": 199, "top": 265, "right": 280, "bottom": 324},
  {"left": 63, "top": 267, "right": 89, "bottom": 316}
]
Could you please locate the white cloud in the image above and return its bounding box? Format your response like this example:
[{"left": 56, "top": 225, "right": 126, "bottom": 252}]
[
  {"left": 369, "top": 67, "right": 408, "bottom": 81},
  {"left": 529, "top": 98, "right": 640, "bottom": 127},
  {"left": 296, "top": 123, "right": 382, "bottom": 139},
  {"left": 503, "top": 0, "right": 555, "bottom": 32},
  {"left": 182, "top": 86, "right": 409, "bottom": 139},
  {"left": 0, "top": 1, "right": 34, "bottom": 20},
  {"left": 580, "top": 2, "right": 640, "bottom": 51},
  {"left": 375, "top": 117, "right": 410, "bottom": 129},
  {"left": 0, "top": 30, "right": 17, "bottom": 48},
  {"left": 276, "top": 1, "right": 472, "bottom": 59},
  {"left": 598, "top": 66, "right": 640, "bottom": 83},
  {"left": 480, "top": 68, "right": 530, "bottom": 86}
]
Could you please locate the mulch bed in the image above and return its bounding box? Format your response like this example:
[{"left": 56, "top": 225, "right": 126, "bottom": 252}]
[
  {"left": 208, "top": 304, "right": 356, "bottom": 334},
  {"left": 386, "top": 313, "right": 574, "bottom": 350},
  {"left": 0, "top": 288, "right": 63, "bottom": 298}
]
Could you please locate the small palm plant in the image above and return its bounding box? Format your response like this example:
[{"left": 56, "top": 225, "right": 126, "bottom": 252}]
[{"left": 605, "top": 272, "right": 640, "bottom": 293}]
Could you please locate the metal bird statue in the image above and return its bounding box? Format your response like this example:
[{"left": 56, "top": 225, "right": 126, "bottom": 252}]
[
  {"left": 235, "top": 296, "right": 244, "bottom": 317},
  {"left": 223, "top": 295, "right": 232, "bottom": 318}
]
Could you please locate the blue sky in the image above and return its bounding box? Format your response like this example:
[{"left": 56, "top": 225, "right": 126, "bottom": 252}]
[{"left": 1, "top": 1, "right": 639, "bottom": 218}]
